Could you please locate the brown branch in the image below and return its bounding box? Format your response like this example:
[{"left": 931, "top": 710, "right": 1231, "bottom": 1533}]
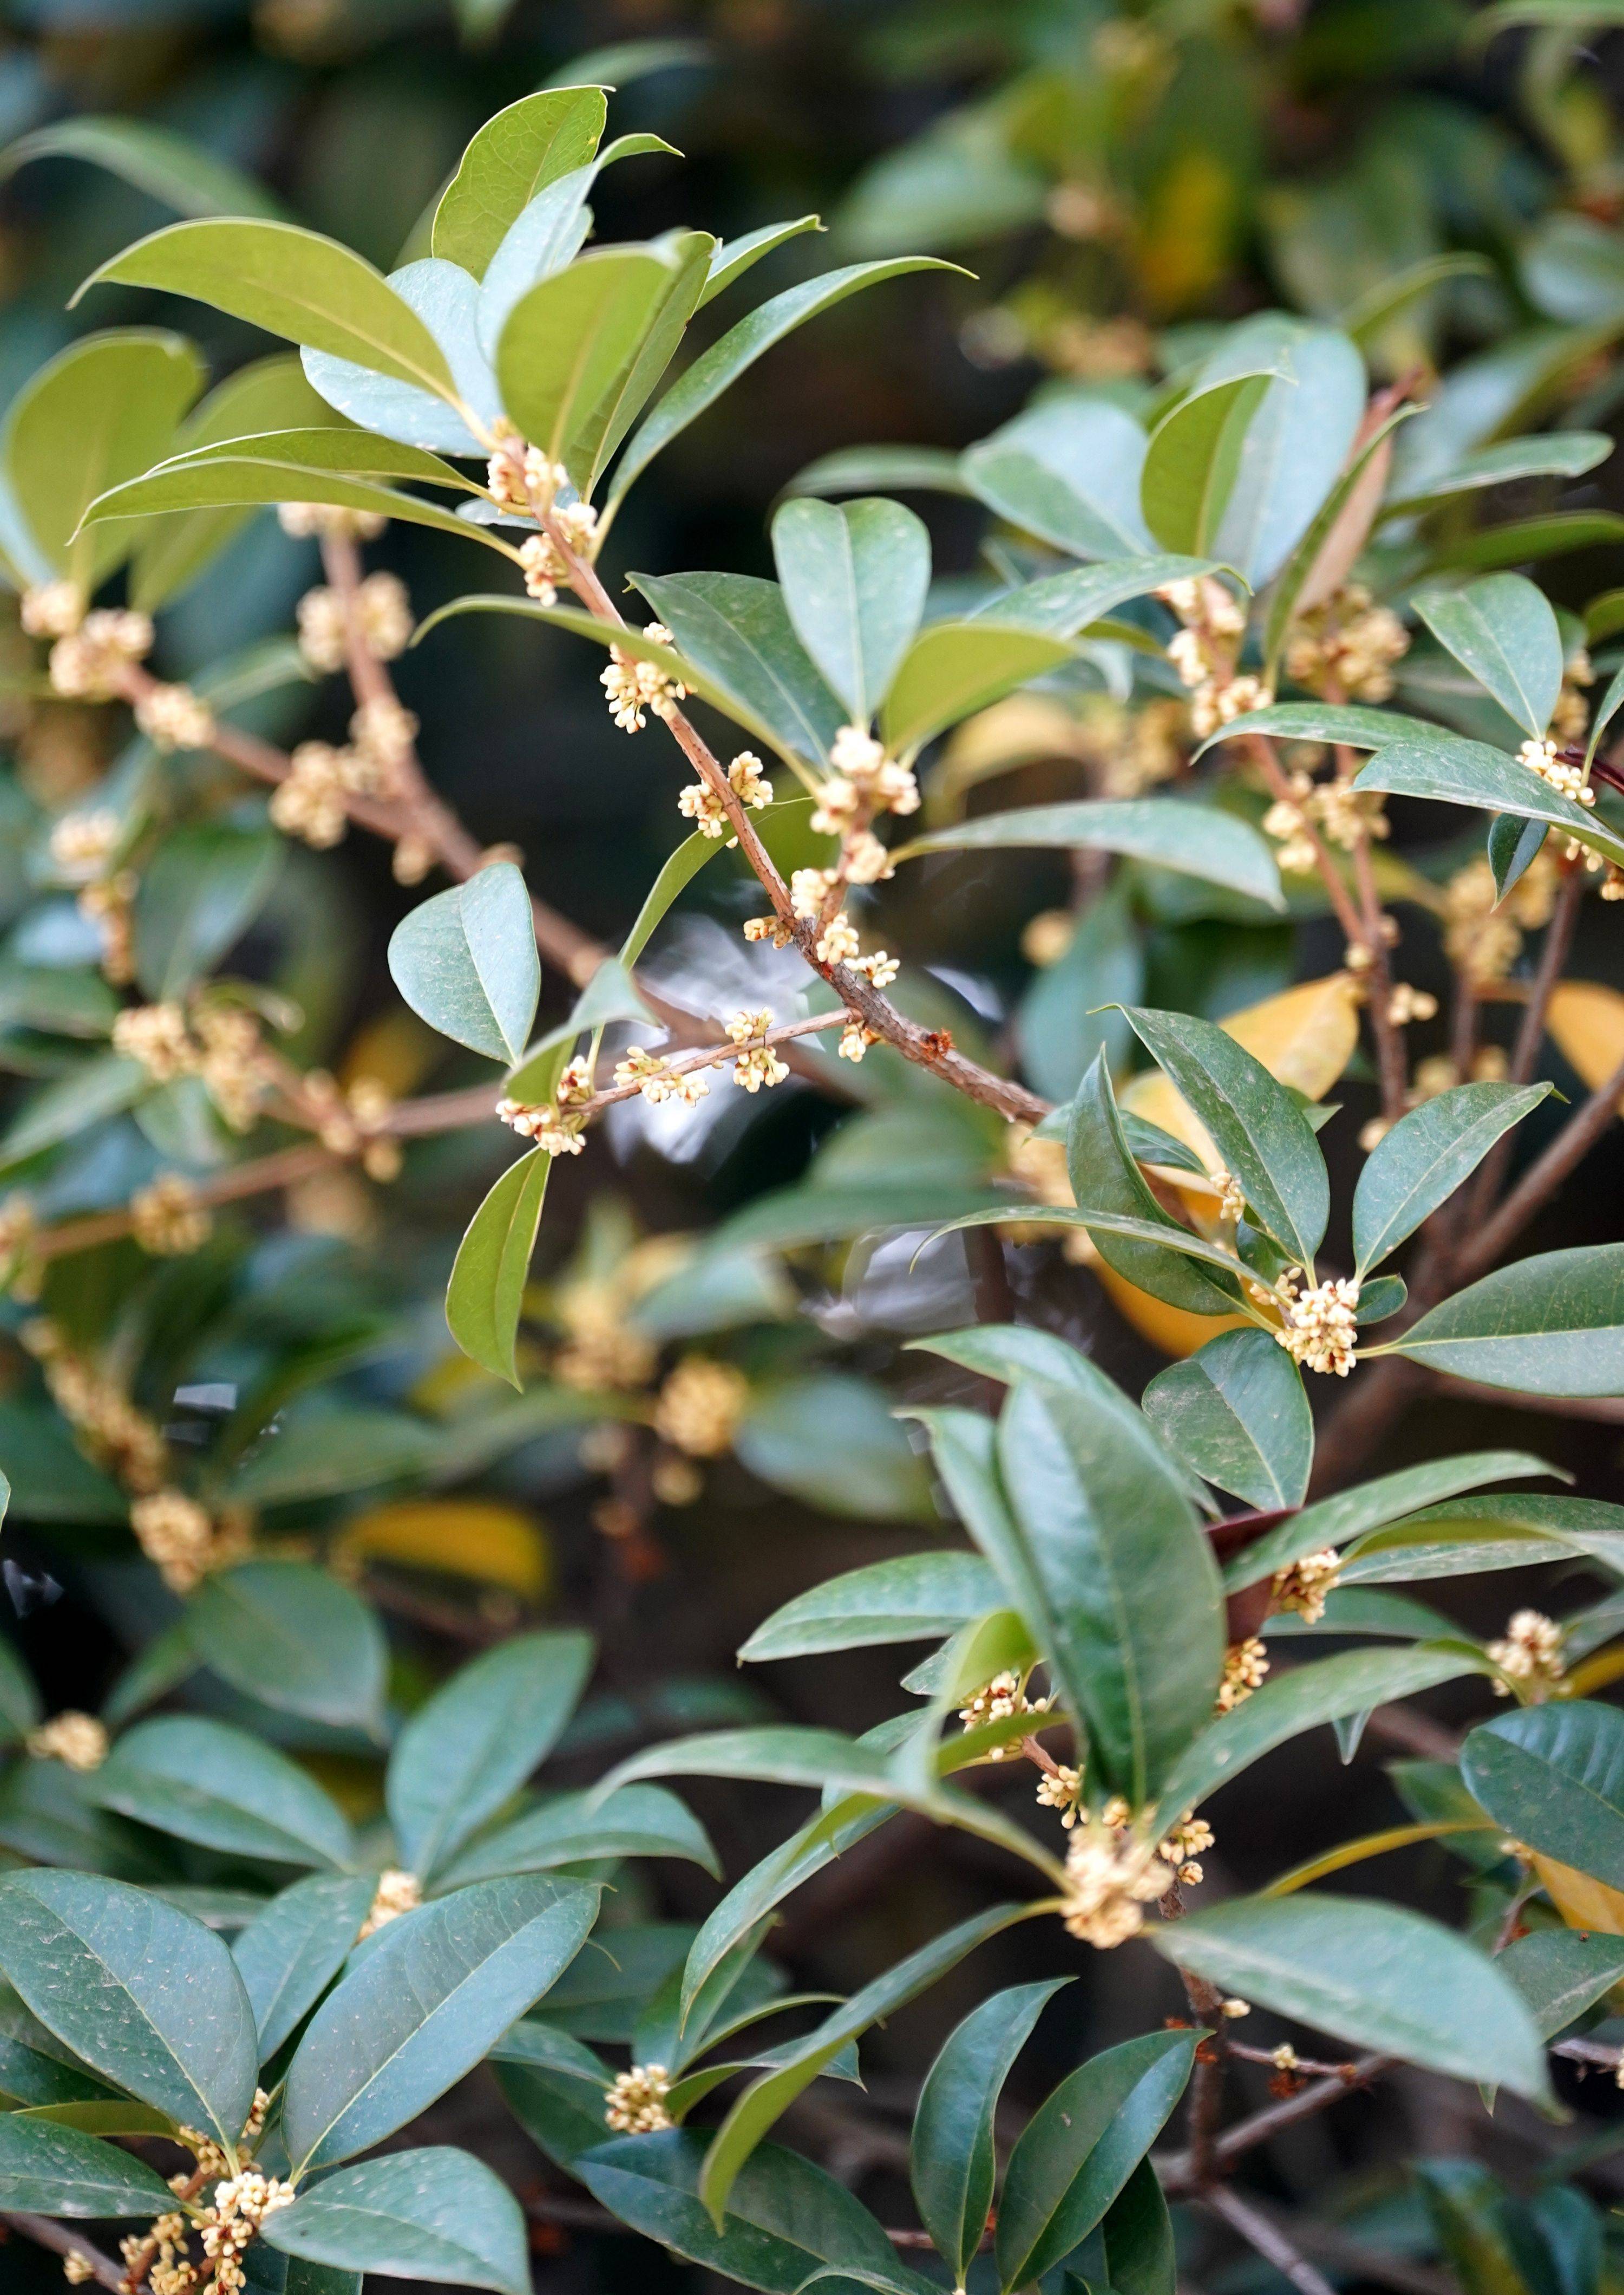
[
  {"left": 1201, "top": 2182, "right": 1340, "bottom": 2295},
  {"left": 1466, "top": 861, "right": 1584, "bottom": 1221},
  {"left": 1449, "top": 1043, "right": 1624, "bottom": 1284},
  {"left": 3, "top": 2212, "right": 126, "bottom": 2291},
  {"left": 1160, "top": 2054, "right": 1387, "bottom": 2192}
]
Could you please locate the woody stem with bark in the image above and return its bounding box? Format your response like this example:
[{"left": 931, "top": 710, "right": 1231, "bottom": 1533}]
[
  {"left": 4, "top": 2213, "right": 126, "bottom": 2291},
  {"left": 1466, "top": 860, "right": 1584, "bottom": 1222}
]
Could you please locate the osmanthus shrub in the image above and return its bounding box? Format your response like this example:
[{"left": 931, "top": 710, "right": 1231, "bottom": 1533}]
[{"left": 8, "top": 76, "right": 1624, "bottom": 2295}]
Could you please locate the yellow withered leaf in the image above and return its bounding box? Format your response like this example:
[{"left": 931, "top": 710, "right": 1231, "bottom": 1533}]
[
  {"left": 1531, "top": 1852, "right": 1624, "bottom": 1937},
  {"left": 1121, "top": 972, "right": 1361, "bottom": 1167},
  {"left": 1547, "top": 980, "right": 1624, "bottom": 1112},
  {"left": 334, "top": 1499, "right": 552, "bottom": 1600},
  {"left": 1093, "top": 1260, "right": 1252, "bottom": 1355}
]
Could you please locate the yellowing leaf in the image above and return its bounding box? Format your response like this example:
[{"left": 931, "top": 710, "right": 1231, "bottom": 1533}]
[
  {"left": 1532, "top": 1852, "right": 1624, "bottom": 1936},
  {"left": 335, "top": 1500, "right": 552, "bottom": 1599},
  {"left": 928, "top": 695, "right": 1084, "bottom": 823},
  {"left": 1547, "top": 981, "right": 1624, "bottom": 1113},
  {"left": 1094, "top": 1260, "right": 1252, "bottom": 1356},
  {"left": 1122, "top": 973, "right": 1360, "bottom": 1166}
]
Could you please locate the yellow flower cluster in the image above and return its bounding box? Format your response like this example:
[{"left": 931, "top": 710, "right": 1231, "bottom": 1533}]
[
  {"left": 22, "top": 1318, "right": 167, "bottom": 1492},
  {"left": 654, "top": 1355, "right": 749, "bottom": 1456},
  {"left": 605, "top": 2063, "right": 674, "bottom": 2133},
  {"left": 359, "top": 1866, "right": 422, "bottom": 1937},
  {"left": 1270, "top": 1546, "right": 1341, "bottom": 1624},
  {"left": 134, "top": 682, "right": 215, "bottom": 753},
  {"left": 130, "top": 1489, "right": 250, "bottom": 1594},
  {"left": 1218, "top": 1636, "right": 1269, "bottom": 1711},
  {"left": 678, "top": 751, "right": 774, "bottom": 839},
  {"left": 113, "top": 1001, "right": 265, "bottom": 1133},
  {"left": 45, "top": 609, "right": 153, "bottom": 699},
  {"left": 276, "top": 501, "right": 385, "bottom": 540},
  {"left": 25, "top": 1711, "right": 109, "bottom": 1770},
  {"left": 602, "top": 624, "right": 689, "bottom": 730},
  {"left": 130, "top": 1173, "right": 213, "bottom": 1257},
  {"left": 1284, "top": 584, "right": 1409, "bottom": 703},
  {"left": 958, "top": 1669, "right": 1052, "bottom": 1757},
  {"left": 1488, "top": 1607, "right": 1566, "bottom": 1699},
  {"left": 1274, "top": 1270, "right": 1359, "bottom": 1376}
]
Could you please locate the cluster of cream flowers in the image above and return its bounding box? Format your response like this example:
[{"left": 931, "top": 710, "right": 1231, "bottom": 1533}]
[
  {"left": 604, "top": 2062, "right": 673, "bottom": 2133},
  {"left": 134, "top": 682, "right": 215, "bottom": 754},
  {"left": 1271, "top": 1269, "right": 1359, "bottom": 1377},
  {"left": 613, "top": 1045, "right": 710, "bottom": 1107},
  {"left": 46, "top": 607, "right": 154, "bottom": 701},
  {"left": 603, "top": 623, "right": 689, "bottom": 730},
  {"left": 25, "top": 1710, "right": 109, "bottom": 1771},
  {"left": 1158, "top": 576, "right": 1270, "bottom": 739},
  {"left": 1519, "top": 736, "right": 1594, "bottom": 809},
  {"left": 1263, "top": 764, "right": 1389, "bottom": 876},
  {"left": 130, "top": 1488, "right": 249, "bottom": 1594},
  {"left": 653, "top": 1356, "right": 750, "bottom": 1456},
  {"left": 22, "top": 1317, "right": 167, "bottom": 1492},
  {"left": 726, "top": 1008, "right": 791, "bottom": 1092},
  {"left": 1217, "top": 1636, "right": 1269, "bottom": 1711},
  {"left": 678, "top": 751, "right": 774, "bottom": 840},
  {"left": 1269, "top": 1546, "right": 1341, "bottom": 1625},
  {"left": 113, "top": 999, "right": 266, "bottom": 1133},
  {"left": 1443, "top": 849, "right": 1557, "bottom": 986},
  {"left": 958, "top": 1669, "right": 1053, "bottom": 1757},
  {"left": 1488, "top": 1607, "right": 1566, "bottom": 1699},
  {"left": 497, "top": 1055, "right": 594, "bottom": 1157},
  {"left": 1059, "top": 1814, "right": 1177, "bottom": 1947},
  {"left": 130, "top": 1173, "right": 213, "bottom": 1257},
  {"left": 200, "top": 2172, "right": 295, "bottom": 2294},
  {"left": 359, "top": 1866, "right": 422, "bottom": 1937},
  {"left": 296, "top": 569, "right": 412, "bottom": 672},
  {"left": 269, "top": 711, "right": 418, "bottom": 849},
  {"left": 1283, "top": 583, "right": 1409, "bottom": 703}
]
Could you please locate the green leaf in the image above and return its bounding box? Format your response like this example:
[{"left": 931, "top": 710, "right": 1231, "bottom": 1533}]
[
  {"left": 88, "top": 1716, "right": 354, "bottom": 1870},
  {"left": 0, "top": 1634, "right": 40, "bottom": 1742},
  {"left": 436, "top": 1783, "right": 716, "bottom": 1890},
  {"left": 1101, "top": 2157, "right": 1177, "bottom": 2295},
  {"left": 1197, "top": 701, "right": 1438, "bottom": 756},
  {"left": 1201, "top": 319, "right": 1366, "bottom": 587},
  {"left": 975, "top": 554, "right": 1227, "bottom": 638},
  {"left": 1060, "top": 1054, "right": 1242, "bottom": 1316},
  {"left": 580, "top": 2130, "right": 912, "bottom": 2294},
  {"left": 1462, "top": 1702, "right": 1624, "bottom": 1888},
  {"left": 446, "top": 1148, "right": 553, "bottom": 1387},
  {"left": 134, "top": 823, "right": 281, "bottom": 999},
  {"left": 433, "top": 89, "right": 607, "bottom": 278},
  {"left": 996, "top": 2031, "right": 1199, "bottom": 2292},
  {"left": 1429, "top": 512, "right": 1624, "bottom": 574},
  {"left": 1143, "top": 1328, "right": 1313, "bottom": 1511},
  {"left": 961, "top": 400, "right": 1151, "bottom": 560},
  {"left": 890, "top": 798, "right": 1283, "bottom": 909},
  {"left": 880, "top": 622, "right": 1073, "bottom": 755},
  {"left": 264, "top": 2148, "right": 529, "bottom": 2295},
  {"left": 1392, "top": 1242, "right": 1624, "bottom": 1395},
  {"left": 630, "top": 570, "right": 845, "bottom": 768},
  {"left": 1384, "top": 433, "right": 1613, "bottom": 517},
  {"left": 1222, "top": 1450, "right": 1560, "bottom": 1591},
  {"left": 1498, "top": 1929, "right": 1624, "bottom": 2038},
  {"left": 185, "top": 1561, "right": 387, "bottom": 1732},
  {"left": 1414, "top": 576, "right": 1564, "bottom": 740},
  {"left": 0, "top": 115, "right": 286, "bottom": 219},
  {"left": 1262, "top": 407, "right": 1413, "bottom": 676},
  {"left": 1355, "top": 734, "right": 1624, "bottom": 872},
  {"left": 497, "top": 245, "right": 683, "bottom": 492},
  {"left": 1150, "top": 1645, "right": 1495, "bottom": 1826},
  {"left": 388, "top": 864, "right": 539, "bottom": 1064},
  {"left": 153, "top": 424, "right": 479, "bottom": 491},
  {"left": 787, "top": 443, "right": 970, "bottom": 500},
  {"left": 0, "top": 1870, "right": 258, "bottom": 2144},
  {"left": 222, "top": 1406, "right": 440, "bottom": 1507},
  {"left": 84, "top": 455, "right": 512, "bottom": 557},
  {"left": 0, "top": 2114, "right": 179, "bottom": 2216},
  {"left": 388, "top": 1630, "right": 594, "bottom": 1883},
  {"left": 703, "top": 217, "right": 824, "bottom": 306},
  {"left": 1337, "top": 1492, "right": 1624, "bottom": 1583},
  {"left": 1352, "top": 1083, "right": 1552, "bottom": 1274},
  {"left": 734, "top": 1374, "right": 933, "bottom": 1521},
  {"left": 1586, "top": 658, "right": 1624, "bottom": 770},
  {"left": 996, "top": 1381, "right": 1224, "bottom": 1802},
  {"left": 1154, "top": 1894, "right": 1551, "bottom": 2100},
  {"left": 1124, "top": 1004, "right": 1330, "bottom": 1264},
  {"left": 75, "top": 220, "right": 459, "bottom": 400},
  {"left": 770, "top": 496, "right": 930, "bottom": 722},
  {"left": 284, "top": 1873, "right": 600, "bottom": 2168},
  {"left": 1489, "top": 814, "right": 1547, "bottom": 902},
  {"left": 911, "top": 1979, "right": 1070, "bottom": 2280},
  {"left": 1339, "top": 253, "right": 1495, "bottom": 344},
  {"left": 679, "top": 1807, "right": 891, "bottom": 2030},
  {"left": 699, "top": 1903, "right": 1039, "bottom": 2226},
  {"left": 1141, "top": 370, "right": 1279, "bottom": 556},
  {"left": 232, "top": 1874, "right": 376, "bottom": 2059},
  {"left": 610, "top": 259, "right": 960, "bottom": 514},
  {"left": 3, "top": 330, "right": 202, "bottom": 587},
  {"left": 740, "top": 1553, "right": 1001, "bottom": 1662}
]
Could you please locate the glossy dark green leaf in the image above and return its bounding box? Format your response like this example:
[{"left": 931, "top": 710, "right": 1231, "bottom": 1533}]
[
  {"left": 1141, "top": 370, "right": 1277, "bottom": 555},
  {"left": 1063, "top": 1054, "right": 1242, "bottom": 1315},
  {"left": 1338, "top": 1492, "right": 1624, "bottom": 1583},
  {"left": 1352, "top": 1083, "right": 1552, "bottom": 1274},
  {"left": 265, "top": 2147, "right": 529, "bottom": 2295},
  {"left": 740, "top": 1552, "right": 1001, "bottom": 1662},
  {"left": 1196, "top": 701, "right": 1438, "bottom": 756},
  {"left": 388, "top": 1630, "right": 594, "bottom": 1882},
  {"left": 997, "top": 1379, "right": 1224, "bottom": 1802},
  {"left": 0, "top": 2114, "right": 178, "bottom": 2216},
  {"left": 76, "top": 220, "right": 458, "bottom": 398},
  {"left": 1415, "top": 576, "right": 1565, "bottom": 737},
  {"left": 88, "top": 1716, "right": 353, "bottom": 1871},
  {"left": 85, "top": 454, "right": 509, "bottom": 555},
  {"left": 222, "top": 1407, "right": 440, "bottom": 1508},
  {"left": 1222, "top": 1450, "right": 1557, "bottom": 1591},
  {"left": 580, "top": 2129, "right": 914, "bottom": 2293},
  {"left": 912, "top": 1979, "right": 1070, "bottom": 2279},
  {"left": 433, "top": 88, "right": 607, "bottom": 277},
  {"left": 1143, "top": 1327, "right": 1313, "bottom": 1511},
  {"left": 1489, "top": 813, "right": 1548, "bottom": 902},
  {"left": 1392, "top": 1243, "right": 1624, "bottom": 1395},
  {"left": 1101, "top": 2156, "right": 1177, "bottom": 2295},
  {"left": 1355, "top": 734, "right": 1624, "bottom": 872},
  {"left": 446, "top": 1147, "right": 553, "bottom": 1388},
  {"left": 0, "top": 1870, "right": 258, "bottom": 2143},
  {"left": 610, "top": 259, "right": 959, "bottom": 513},
  {"left": 284, "top": 1873, "right": 600, "bottom": 2168},
  {"left": 388, "top": 864, "right": 539, "bottom": 1064},
  {"left": 1125, "top": 1005, "right": 1329, "bottom": 1263},
  {"left": 891, "top": 799, "right": 1283, "bottom": 908},
  {"left": 1462, "top": 1702, "right": 1624, "bottom": 1887},
  {"left": 436, "top": 1783, "right": 716, "bottom": 1890},
  {"left": 1498, "top": 1929, "right": 1624, "bottom": 2038},
  {"left": 232, "top": 1874, "right": 376, "bottom": 2059},
  {"left": 1155, "top": 1894, "right": 1550, "bottom": 2099},
  {"left": 771, "top": 496, "right": 930, "bottom": 722},
  {"left": 996, "top": 2030, "right": 1198, "bottom": 2292},
  {"left": 881, "top": 622, "right": 1073, "bottom": 754},
  {"left": 185, "top": 1562, "right": 387, "bottom": 1732}
]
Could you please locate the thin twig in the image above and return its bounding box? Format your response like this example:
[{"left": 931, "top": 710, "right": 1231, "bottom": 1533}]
[
  {"left": 1201, "top": 2181, "right": 1340, "bottom": 2295},
  {"left": 1451, "top": 1042, "right": 1624, "bottom": 1283},
  {"left": 3, "top": 2212, "right": 127, "bottom": 2290},
  {"left": 1466, "top": 862, "right": 1584, "bottom": 1221}
]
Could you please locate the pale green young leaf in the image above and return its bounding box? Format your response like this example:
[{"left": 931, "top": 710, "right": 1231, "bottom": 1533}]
[
  {"left": 1141, "top": 369, "right": 1279, "bottom": 555},
  {"left": 75, "top": 220, "right": 459, "bottom": 400},
  {"left": 1196, "top": 701, "right": 1438, "bottom": 756},
  {"left": 771, "top": 496, "right": 931, "bottom": 722},
  {"left": 1352, "top": 1083, "right": 1552, "bottom": 1274},
  {"left": 496, "top": 245, "right": 682, "bottom": 491},
  {"left": 890, "top": 797, "right": 1283, "bottom": 909},
  {"left": 1413, "top": 574, "right": 1565, "bottom": 738},
  {"left": 702, "top": 216, "right": 823, "bottom": 305},
  {"left": 0, "top": 1871, "right": 258, "bottom": 2145},
  {"left": 1586, "top": 658, "right": 1624, "bottom": 769},
  {"left": 387, "top": 862, "right": 539, "bottom": 1064},
  {"left": 881, "top": 621, "right": 1072, "bottom": 754},
  {"left": 284, "top": 1873, "right": 600, "bottom": 2168},
  {"left": 387, "top": 1630, "right": 594, "bottom": 1882},
  {"left": 1339, "top": 252, "right": 1494, "bottom": 344},
  {"left": 84, "top": 456, "right": 516, "bottom": 556},
  {"left": 1154, "top": 1894, "right": 1550, "bottom": 2100},
  {"left": 0, "top": 2115, "right": 179, "bottom": 2217},
  {"left": 232, "top": 1874, "right": 376, "bottom": 2059},
  {"left": 265, "top": 2147, "right": 530, "bottom": 2295},
  {"left": 911, "top": 1979, "right": 1070, "bottom": 2280},
  {"left": 1461, "top": 1702, "right": 1624, "bottom": 1888},
  {"left": 1202, "top": 319, "right": 1365, "bottom": 586},
  {"left": 1391, "top": 1242, "right": 1624, "bottom": 1395},
  {"left": 446, "top": 1147, "right": 553, "bottom": 1388},
  {"left": 610, "top": 258, "right": 962, "bottom": 513},
  {"left": 1143, "top": 1327, "right": 1313, "bottom": 1511},
  {"left": 739, "top": 1552, "right": 1001, "bottom": 1662},
  {"left": 433, "top": 88, "right": 608, "bottom": 277},
  {"left": 88, "top": 1715, "right": 354, "bottom": 1871}
]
